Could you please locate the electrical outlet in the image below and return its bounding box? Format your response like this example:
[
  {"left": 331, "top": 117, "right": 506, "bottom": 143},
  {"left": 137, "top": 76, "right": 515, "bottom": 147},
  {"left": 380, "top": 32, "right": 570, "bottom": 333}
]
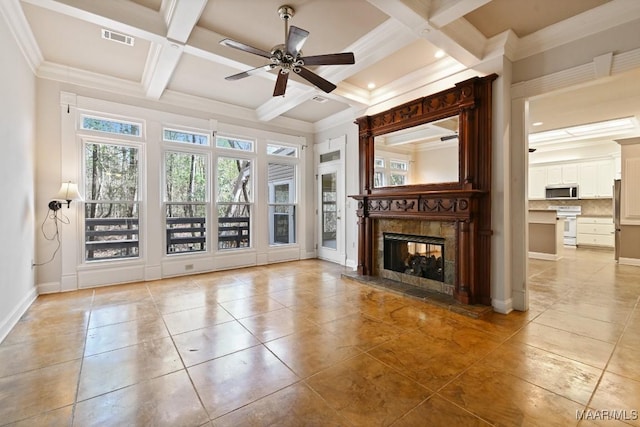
[{"left": 185, "top": 264, "right": 194, "bottom": 271}]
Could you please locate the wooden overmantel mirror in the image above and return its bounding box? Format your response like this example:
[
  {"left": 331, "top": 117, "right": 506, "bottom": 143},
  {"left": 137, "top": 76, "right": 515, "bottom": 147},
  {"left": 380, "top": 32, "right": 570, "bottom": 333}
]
[{"left": 352, "top": 74, "right": 497, "bottom": 306}]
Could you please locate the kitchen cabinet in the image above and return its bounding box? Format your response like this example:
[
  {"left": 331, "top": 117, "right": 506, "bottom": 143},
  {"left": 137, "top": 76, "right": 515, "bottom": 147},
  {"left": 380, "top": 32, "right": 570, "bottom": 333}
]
[
  {"left": 578, "top": 160, "right": 614, "bottom": 198},
  {"left": 528, "top": 166, "right": 547, "bottom": 199},
  {"left": 577, "top": 217, "right": 614, "bottom": 247},
  {"left": 546, "top": 164, "right": 578, "bottom": 185}
]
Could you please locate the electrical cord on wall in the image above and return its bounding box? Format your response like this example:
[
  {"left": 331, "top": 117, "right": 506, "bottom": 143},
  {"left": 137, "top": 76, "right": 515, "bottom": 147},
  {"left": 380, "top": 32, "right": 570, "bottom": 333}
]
[{"left": 32, "top": 207, "right": 70, "bottom": 267}]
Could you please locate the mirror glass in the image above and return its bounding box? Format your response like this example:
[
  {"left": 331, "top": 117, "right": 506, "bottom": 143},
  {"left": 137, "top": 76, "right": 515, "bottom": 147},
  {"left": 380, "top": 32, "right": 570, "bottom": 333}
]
[{"left": 373, "top": 115, "right": 459, "bottom": 187}]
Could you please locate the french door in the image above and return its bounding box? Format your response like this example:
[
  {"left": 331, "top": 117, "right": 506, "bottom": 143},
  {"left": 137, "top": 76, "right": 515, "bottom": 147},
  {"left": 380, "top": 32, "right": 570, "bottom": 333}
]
[{"left": 316, "top": 138, "right": 345, "bottom": 264}]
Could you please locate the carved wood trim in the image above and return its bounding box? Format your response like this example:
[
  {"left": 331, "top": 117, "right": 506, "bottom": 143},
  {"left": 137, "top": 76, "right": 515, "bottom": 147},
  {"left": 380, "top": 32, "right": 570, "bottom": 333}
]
[{"left": 351, "top": 74, "right": 497, "bottom": 306}]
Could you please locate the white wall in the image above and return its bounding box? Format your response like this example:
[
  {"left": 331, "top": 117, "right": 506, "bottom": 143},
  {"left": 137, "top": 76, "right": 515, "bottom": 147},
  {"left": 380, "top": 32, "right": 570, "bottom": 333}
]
[
  {"left": 0, "top": 14, "right": 37, "bottom": 341},
  {"left": 415, "top": 145, "right": 458, "bottom": 183}
]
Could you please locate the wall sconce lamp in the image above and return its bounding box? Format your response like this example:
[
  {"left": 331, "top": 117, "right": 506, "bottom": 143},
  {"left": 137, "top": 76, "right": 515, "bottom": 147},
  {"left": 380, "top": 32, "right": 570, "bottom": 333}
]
[{"left": 48, "top": 181, "right": 83, "bottom": 211}]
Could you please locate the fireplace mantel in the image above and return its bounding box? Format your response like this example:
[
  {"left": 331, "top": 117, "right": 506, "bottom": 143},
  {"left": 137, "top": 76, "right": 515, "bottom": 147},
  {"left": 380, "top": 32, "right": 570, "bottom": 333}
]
[{"left": 351, "top": 75, "right": 497, "bottom": 306}]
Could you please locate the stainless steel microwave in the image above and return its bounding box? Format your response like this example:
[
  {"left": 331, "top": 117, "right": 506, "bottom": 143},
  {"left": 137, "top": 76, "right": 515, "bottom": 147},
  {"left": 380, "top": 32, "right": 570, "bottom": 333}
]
[{"left": 545, "top": 185, "right": 578, "bottom": 199}]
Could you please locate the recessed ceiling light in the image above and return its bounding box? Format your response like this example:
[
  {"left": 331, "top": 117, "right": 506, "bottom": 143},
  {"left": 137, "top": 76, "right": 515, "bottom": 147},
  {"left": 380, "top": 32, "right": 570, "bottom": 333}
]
[
  {"left": 532, "top": 122, "right": 543, "bottom": 126},
  {"left": 434, "top": 50, "right": 445, "bottom": 58},
  {"left": 367, "top": 82, "right": 376, "bottom": 90}
]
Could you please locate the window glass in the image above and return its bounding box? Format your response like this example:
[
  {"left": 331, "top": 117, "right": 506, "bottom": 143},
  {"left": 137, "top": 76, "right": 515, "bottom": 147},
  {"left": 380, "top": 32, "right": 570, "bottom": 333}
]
[
  {"left": 164, "top": 128, "right": 209, "bottom": 146},
  {"left": 374, "top": 158, "right": 385, "bottom": 168},
  {"left": 84, "top": 142, "right": 140, "bottom": 261},
  {"left": 82, "top": 115, "right": 141, "bottom": 136},
  {"left": 390, "top": 173, "right": 407, "bottom": 186},
  {"left": 268, "top": 163, "right": 296, "bottom": 245},
  {"left": 390, "top": 160, "right": 408, "bottom": 171},
  {"left": 320, "top": 150, "right": 340, "bottom": 163},
  {"left": 217, "top": 156, "right": 252, "bottom": 250},
  {"left": 216, "top": 136, "right": 253, "bottom": 152},
  {"left": 165, "top": 152, "right": 208, "bottom": 254},
  {"left": 267, "top": 143, "right": 298, "bottom": 157}
]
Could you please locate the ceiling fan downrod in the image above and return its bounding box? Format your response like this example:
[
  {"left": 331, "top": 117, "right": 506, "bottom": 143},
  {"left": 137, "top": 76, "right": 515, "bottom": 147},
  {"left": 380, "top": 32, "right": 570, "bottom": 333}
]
[{"left": 278, "top": 5, "right": 294, "bottom": 43}]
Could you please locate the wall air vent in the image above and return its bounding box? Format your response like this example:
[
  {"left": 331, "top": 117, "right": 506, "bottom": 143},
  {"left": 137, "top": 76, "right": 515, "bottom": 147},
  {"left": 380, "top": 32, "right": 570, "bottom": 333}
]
[
  {"left": 312, "top": 96, "right": 328, "bottom": 104},
  {"left": 101, "top": 29, "right": 135, "bottom": 46}
]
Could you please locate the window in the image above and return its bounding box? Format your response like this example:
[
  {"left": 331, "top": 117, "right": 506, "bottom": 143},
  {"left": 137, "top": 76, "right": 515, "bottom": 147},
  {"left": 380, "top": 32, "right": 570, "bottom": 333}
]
[
  {"left": 389, "top": 160, "right": 408, "bottom": 186},
  {"left": 163, "top": 128, "right": 209, "bottom": 146},
  {"left": 320, "top": 150, "right": 340, "bottom": 163},
  {"left": 165, "top": 152, "right": 208, "bottom": 254},
  {"left": 374, "top": 158, "right": 385, "bottom": 168},
  {"left": 216, "top": 136, "right": 253, "bottom": 152},
  {"left": 81, "top": 115, "right": 141, "bottom": 137},
  {"left": 84, "top": 141, "right": 140, "bottom": 261},
  {"left": 268, "top": 163, "right": 296, "bottom": 245},
  {"left": 217, "top": 156, "right": 251, "bottom": 250},
  {"left": 390, "top": 160, "right": 408, "bottom": 171},
  {"left": 267, "top": 142, "right": 298, "bottom": 157}
]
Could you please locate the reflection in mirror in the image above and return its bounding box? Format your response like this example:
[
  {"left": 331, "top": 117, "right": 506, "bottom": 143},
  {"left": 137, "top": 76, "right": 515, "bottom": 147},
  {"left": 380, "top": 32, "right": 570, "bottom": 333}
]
[{"left": 373, "top": 115, "right": 459, "bottom": 187}]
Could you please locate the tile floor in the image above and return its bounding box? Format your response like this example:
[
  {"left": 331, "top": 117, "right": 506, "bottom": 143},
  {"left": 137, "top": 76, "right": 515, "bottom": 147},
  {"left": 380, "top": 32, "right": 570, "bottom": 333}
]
[{"left": 1, "top": 248, "right": 639, "bottom": 426}]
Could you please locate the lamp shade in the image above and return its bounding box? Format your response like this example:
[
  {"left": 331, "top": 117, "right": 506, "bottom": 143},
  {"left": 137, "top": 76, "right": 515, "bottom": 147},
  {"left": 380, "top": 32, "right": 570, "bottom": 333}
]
[{"left": 53, "top": 182, "right": 83, "bottom": 202}]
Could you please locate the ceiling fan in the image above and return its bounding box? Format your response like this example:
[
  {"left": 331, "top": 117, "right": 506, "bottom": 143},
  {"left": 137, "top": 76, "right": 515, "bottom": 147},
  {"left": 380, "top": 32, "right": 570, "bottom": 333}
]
[{"left": 219, "top": 5, "right": 355, "bottom": 97}]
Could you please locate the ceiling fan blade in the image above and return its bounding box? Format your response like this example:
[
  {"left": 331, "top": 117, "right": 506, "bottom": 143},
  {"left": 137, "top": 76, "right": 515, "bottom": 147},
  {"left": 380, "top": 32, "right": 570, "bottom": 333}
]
[
  {"left": 295, "top": 66, "right": 336, "bottom": 93},
  {"left": 286, "top": 26, "right": 309, "bottom": 57},
  {"left": 301, "top": 52, "right": 355, "bottom": 66},
  {"left": 225, "top": 64, "right": 274, "bottom": 81},
  {"left": 219, "top": 38, "right": 272, "bottom": 59},
  {"left": 273, "top": 71, "right": 289, "bottom": 96}
]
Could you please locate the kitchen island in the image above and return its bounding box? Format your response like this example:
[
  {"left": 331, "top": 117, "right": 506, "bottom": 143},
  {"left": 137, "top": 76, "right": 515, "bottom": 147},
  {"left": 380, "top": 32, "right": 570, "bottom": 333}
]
[{"left": 529, "top": 209, "right": 565, "bottom": 260}]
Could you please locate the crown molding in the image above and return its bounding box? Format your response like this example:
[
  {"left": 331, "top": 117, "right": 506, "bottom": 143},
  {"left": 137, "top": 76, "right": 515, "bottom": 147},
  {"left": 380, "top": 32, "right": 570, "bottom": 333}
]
[
  {"left": 514, "top": 0, "right": 640, "bottom": 61},
  {"left": 37, "top": 61, "right": 314, "bottom": 134},
  {"left": 0, "top": 0, "right": 43, "bottom": 73}
]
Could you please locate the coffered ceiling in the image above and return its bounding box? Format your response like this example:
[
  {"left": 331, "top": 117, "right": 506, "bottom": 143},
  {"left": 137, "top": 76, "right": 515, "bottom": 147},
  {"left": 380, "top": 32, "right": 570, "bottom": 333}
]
[{"left": 4, "top": 0, "right": 639, "bottom": 133}]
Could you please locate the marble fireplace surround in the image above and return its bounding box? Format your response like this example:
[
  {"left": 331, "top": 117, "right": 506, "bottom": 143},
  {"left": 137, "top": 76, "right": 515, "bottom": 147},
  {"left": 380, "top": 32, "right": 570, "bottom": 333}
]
[{"left": 350, "top": 75, "right": 497, "bottom": 306}]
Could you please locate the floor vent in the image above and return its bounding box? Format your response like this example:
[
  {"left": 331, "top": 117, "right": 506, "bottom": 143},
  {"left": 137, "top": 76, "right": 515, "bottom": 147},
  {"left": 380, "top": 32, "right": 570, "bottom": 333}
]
[{"left": 101, "top": 29, "right": 135, "bottom": 46}]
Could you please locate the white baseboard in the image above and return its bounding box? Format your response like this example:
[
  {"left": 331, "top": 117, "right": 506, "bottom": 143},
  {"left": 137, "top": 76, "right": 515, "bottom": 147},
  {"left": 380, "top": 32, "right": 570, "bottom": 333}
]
[
  {"left": 0, "top": 287, "right": 38, "bottom": 344},
  {"left": 619, "top": 257, "right": 640, "bottom": 267},
  {"left": 345, "top": 258, "right": 358, "bottom": 270},
  {"left": 492, "top": 297, "right": 513, "bottom": 314},
  {"left": 528, "top": 251, "right": 562, "bottom": 261},
  {"left": 37, "top": 281, "right": 61, "bottom": 294}
]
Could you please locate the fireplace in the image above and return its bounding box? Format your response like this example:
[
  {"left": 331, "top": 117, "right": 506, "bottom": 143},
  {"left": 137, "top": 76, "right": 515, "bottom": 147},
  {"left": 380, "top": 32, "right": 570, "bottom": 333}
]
[
  {"left": 351, "top": 75, "right": 496, "bottom": 306},
  {"left": 384, "top": 233, "right": 445, "bottom": 282},
  {"left": 376, "top": 219, "right": 456, "bottom": 296}
]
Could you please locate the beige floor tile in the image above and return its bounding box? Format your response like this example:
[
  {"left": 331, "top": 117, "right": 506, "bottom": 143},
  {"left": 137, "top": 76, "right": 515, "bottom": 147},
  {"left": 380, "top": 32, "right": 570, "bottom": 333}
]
[
  {"left": 393, "top": 394, "right": 491, "bottom": 427},
  {"left": 512, "top": 322, "right": 615, "bottom": 369},
  {"left": 152, "top": 289, "right": 211, "bottom": 314},
  {"left": 5, "top": 405, "right": 73, "bottom": 427},
  {"left": 368, "top": 330, "right": 491, "bottom": 391},
  {"left": 212, "top": 382, "right": 351, "bottom": 427},
  {"left": 172, "top": 320, "right": 259, "bottom": 366},
  {"left": 3, "top": 312, "right": 89, "bottom": 346},
  {"left": 533, "top": 308, "right": 625, "bottom": 343},
  {"left": 84, "top": 316, "right": 169, "bottom": 356},
  {"left": 306, "top": 353, "right": 431, "bottom": 426},
  {"left": 439, "top": 364, "right": 584, "bottom": 427},
  {"left": 0, "top": 360, "right": 80, "bottom": 424},
  {"left": 73, "top": 370, "right": 208, "bottom": 427},
  {"left": 219, "top": 294, "right": 286, "bottom": 319},
  {"left": 189, "top": 345, "right": 298, "bottom": 419},
  {"left": 88, "top": 300, "right": 159, "bottom": 329},
  {"left": 481, "top": 341, "right": 602, "bottom": 405},
  {"left": 265, "top": 328, "right": 363, "bottom": 378},
  {"left": 0, "top": 330, "right": 85, "bottom": 377},
  {"left": 162, "top": 304, "right": 234, "bottom": 335},
  {"left": 607, "top": 342, "right": 640, "bottom": 382},
  {"left": 239, "top": 308, "right": 318, "bottom": 342},
  {"left": 78, "top": 336, "right": 183, "bottom": 401},
  {"left": 322, "top": 313, "right": 404, "bottom": 351},
  {"left": 589, "top": 372, "right": 640, "bottom": 427}
]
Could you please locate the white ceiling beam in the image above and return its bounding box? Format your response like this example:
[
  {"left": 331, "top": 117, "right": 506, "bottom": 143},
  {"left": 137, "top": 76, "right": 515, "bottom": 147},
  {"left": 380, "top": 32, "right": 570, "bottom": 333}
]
[
  {"left": 21, "top": 0, "right": 167, "bottom": 42},
  {"left": 426, "top": 0, "right": 492, "bottom": 28},
  {"left": 141, "top": 0, "right": 206, "bottom": 99},
  {"left": 367, "top": 0, "right": 486, "bottom": 66}
]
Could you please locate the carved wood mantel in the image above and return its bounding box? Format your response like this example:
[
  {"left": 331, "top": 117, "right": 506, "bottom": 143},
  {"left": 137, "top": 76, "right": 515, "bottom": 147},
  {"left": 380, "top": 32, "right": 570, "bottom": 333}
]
[{"left": 351, "top": 75, "right": 497, "bottom": 306}]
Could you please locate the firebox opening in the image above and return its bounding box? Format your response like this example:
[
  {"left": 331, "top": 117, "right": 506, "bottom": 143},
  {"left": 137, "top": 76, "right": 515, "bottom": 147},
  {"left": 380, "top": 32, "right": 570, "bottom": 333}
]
[{"left": 383, "top": 233, "right": 445, "bottom": 282}]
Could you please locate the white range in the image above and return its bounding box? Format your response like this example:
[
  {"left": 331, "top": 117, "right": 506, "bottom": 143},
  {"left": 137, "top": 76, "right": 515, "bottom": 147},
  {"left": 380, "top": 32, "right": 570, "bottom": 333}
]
[{"left": 548, "top": 205, "right": 581, "bottom": 246}]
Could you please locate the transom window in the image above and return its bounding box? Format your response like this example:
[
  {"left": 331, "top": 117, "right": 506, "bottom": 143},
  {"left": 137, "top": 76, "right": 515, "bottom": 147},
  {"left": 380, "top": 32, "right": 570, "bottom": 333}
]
[
  {"left": 81, "top": 115, "right": 141, "bottom": 137},
  {"left": 163, "top": 128, "right": 209, "bottom": 146},
  {"left": 267, "top": 142, "right": 298, "bottom": 157},
  {"left": 216, "top": 136, "right": 253, "bottom": 152}
]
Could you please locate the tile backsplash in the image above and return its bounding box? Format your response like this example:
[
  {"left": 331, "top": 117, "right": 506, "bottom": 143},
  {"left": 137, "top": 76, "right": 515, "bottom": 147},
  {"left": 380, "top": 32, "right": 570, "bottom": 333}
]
[{"left": 528, "top": 198, "right": 613, "bottom": 217}]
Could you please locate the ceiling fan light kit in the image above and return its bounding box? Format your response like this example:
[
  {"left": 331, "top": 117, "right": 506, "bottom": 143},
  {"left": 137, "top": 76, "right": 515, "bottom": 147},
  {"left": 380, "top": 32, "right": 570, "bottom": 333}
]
[{"left": 220, "top": 4, "right": 355, "bottom": 97}]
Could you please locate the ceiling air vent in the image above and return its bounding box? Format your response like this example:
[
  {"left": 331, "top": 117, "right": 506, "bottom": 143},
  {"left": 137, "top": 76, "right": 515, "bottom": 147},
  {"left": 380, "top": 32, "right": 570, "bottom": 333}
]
[
  {"left": 312, "top": 96, "right": 328, "bottom": 104},
  {"left": 101, "top": 29, "right": 134, "bottom": 46}
]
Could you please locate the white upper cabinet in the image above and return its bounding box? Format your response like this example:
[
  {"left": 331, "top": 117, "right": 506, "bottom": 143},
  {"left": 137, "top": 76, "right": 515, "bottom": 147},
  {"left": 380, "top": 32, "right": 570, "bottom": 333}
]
[
  {"left": 578, "top": 160, "right": 614, "bottom": 198},
  {"left": 546, "top": 164, "right": 578, "bottom": 185},
  {"left": 529, "top": 166, "right": 547, "bottom": 199}
]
